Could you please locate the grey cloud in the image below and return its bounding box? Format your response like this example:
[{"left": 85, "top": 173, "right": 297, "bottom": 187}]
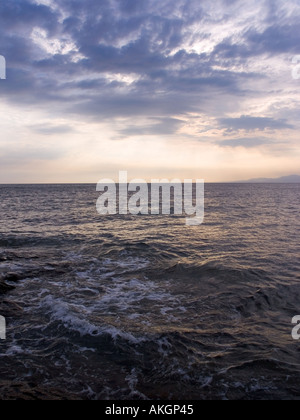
[
  {"left": 116, "top": 117, "right": 184, "bottom": 138},
  {"left": 29, "top": 124, "right": 75, "bottom": 135},
  {"left": 219, "top": 116, "right": 293, "bottom": 132},
  {"left": 0, "top": 0, "right": 299, "bottom": 137},
  {"left": 220, "top": 137, "right": 273, "bottom": 148},
  {"left": 0, "top": 0, "right": 59, "bottom": 34},
  {"left": 212, "top": 4, "right": 300, "bottom": 60},
  {"left": 246, "top": 22, "right": 300, "bottom": 55}
]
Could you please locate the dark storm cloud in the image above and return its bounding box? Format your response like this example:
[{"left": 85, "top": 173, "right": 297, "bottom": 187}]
[{"left": 0, "top": 0, "right": 299, "bottom": 134}]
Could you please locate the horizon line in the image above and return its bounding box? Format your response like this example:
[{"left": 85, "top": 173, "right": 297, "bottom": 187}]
[{"left": 0, "top": 181, "right": 299, "bottom": 186}]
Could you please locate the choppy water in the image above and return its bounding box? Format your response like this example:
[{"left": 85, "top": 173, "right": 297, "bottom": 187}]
[{"left": 0, "top": 183, "right": 300, "bottom": 400}]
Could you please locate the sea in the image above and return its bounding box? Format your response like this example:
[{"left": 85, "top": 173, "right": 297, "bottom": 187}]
[{"left": 0, "top": 183, "right": 299, "bottom": 400}]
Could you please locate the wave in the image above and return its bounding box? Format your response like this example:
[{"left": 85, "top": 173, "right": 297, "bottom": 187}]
[
  {"left": 40, "top": 295, "right": 147, "bottom": 345},
  {"left": 0, "top": 235, "right": 66, "bottom": 248},
  {"left": 162, "top": 260, "right": 271, "bottom": 282},
  {"left": 220, "top": 357, "right": 297, "bottom": 376}
]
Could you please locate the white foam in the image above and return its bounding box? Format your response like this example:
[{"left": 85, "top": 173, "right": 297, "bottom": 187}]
[
  {"left": 102, "top": 256, "right": 150, "bottom": 271},
  {"left": 40, "top": 295, "right": 147, "bottom": 344},
  {"left": 0, "top": 342, "right": 33, "bottom": 357},
  {"left": 157, "top": 336, "right": 172, "bottom": 357},
  {"left": 125, "top": 368, "right": 148, "bottom": 400}
]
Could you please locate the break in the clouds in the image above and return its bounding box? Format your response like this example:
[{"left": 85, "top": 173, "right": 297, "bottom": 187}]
[{"left": 0, "top": 0, "right": 300, "bottom": 182}]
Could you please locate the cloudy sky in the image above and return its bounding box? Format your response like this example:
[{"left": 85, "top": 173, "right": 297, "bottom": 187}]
[{"left": 0, "top": 0, "right": 299, "bottom": 183}]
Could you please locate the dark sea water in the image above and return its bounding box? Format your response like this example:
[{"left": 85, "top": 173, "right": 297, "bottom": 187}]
[{"left": 0, "top": 183, "right": 300, "bottom": 400}]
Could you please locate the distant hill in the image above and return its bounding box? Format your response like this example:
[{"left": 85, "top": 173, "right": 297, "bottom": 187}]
[{"left": 238, "top": 175, "right": 300, "bottom": 183}]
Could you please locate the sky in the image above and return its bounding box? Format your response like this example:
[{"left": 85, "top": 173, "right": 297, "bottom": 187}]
[{"left": 0, "top": 0, "right": 299, "bottom": 183}]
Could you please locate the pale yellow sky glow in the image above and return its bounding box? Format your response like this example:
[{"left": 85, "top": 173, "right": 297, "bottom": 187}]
[{"left": 0, "top": 0, "right": 299, "bottom": 183}]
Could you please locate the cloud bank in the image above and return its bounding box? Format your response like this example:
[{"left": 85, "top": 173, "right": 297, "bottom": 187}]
[{"left": 0, "top": 0, "right": 299, "bottom": 181}]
